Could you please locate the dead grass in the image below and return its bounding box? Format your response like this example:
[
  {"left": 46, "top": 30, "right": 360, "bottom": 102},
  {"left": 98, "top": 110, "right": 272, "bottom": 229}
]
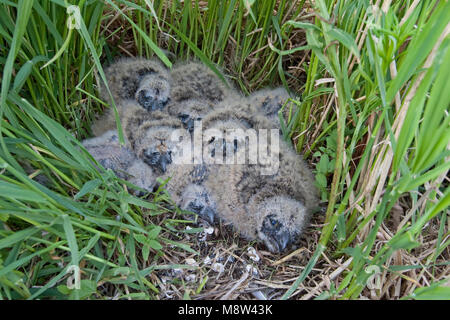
[{"left": 92, "top": 200, "right": 448, "bottom": 299}]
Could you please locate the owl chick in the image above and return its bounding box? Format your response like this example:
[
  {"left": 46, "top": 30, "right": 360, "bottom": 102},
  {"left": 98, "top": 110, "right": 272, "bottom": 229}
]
[
  {"left": 201, "top": 138, "right": 318, "bottom": 253},
  {"left": 93, "top": 57, "right": 171, "bottom": 136},
  {"left": 170, "top": 61, "right": 233, "bottom": 104},
  {"left": 82, "top": 130, "right": 156, "bottom": 193},
  {"left": 178, "top": 102, "right": 318, "bottom": 253},
  {"left": 99, "top": 57, "right": 170, "bottom": 108},
  {"left": 246, "top": 87, "right": 293, "bottom": 128},
  {"left": 128, "top": 115, "right": 219, "bottom": 223},
  {"left": 93, "top": 59, "right": 229, "bottom": 137},
  {"left": 166, "top": 99, "right": 213, "bottom": 133}
]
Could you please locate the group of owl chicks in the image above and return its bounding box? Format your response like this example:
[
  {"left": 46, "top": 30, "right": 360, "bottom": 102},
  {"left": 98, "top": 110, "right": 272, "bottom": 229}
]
[{"left": 83, "top": 57, "right": 318, "bottom": 254}]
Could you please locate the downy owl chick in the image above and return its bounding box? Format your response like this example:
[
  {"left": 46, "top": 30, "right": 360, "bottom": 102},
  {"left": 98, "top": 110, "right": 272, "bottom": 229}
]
[
  {"left": 93, "top": 57, "right": 171, "bottom": 136},
  {"left": 246, "top": 87, "right": 293, "bottom": 128},
  {"left": 170, "top": 61, "right": 233, "bottom": 104},
  {"left": 194, "top": 103, "right": 318, "bottom": 252},
  {"left": 82, "top": 130, "right": 156, "bottom": 192},
  {"left": 201, "top": 140, "right": 318, "bottom": 253},
  {"left": 129, "top": 116, "right": 218, "bottom": 223},
  {"left": 93, "top": 59, "right": 228, "bottom": 137},
  {"left": 99, "top": 57, "right": 171, "bottom": 109}
]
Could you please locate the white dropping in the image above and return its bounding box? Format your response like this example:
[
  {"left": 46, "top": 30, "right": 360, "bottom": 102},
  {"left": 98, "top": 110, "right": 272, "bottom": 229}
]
[
  {"left": 185, "top": 274, "right": 196, "bottom": 282},
  {"left": 211, "top": 262, "right": 224, "bottom": 273},
  {"left": 185, "top": 258, "right": 198, "bottom": 266},
  {"left": 245, "top": 264, "right": 259, "bottom": 276},
  {"left": 204, "top": 226, "right": 214, "bottom": 234},
  {"left": 251, "top": 290, "right": 267, "bottom": 300},
  {"left": 247, "top": 247, "right": 260, "bottom": 262},
  {"left": 203, "top": 256, "right": 212, "bottom": 265}
]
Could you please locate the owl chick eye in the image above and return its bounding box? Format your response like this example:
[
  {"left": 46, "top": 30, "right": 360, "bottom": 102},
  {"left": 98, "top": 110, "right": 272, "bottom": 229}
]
[
  {"left": 264, "top": 214, "right": 281, "bottom": 230},
  {"left": 187, "top": 200, "right": 204, "bottom": 213},
  {"left": 179, "top": 113, "right": 190, "bottom": 123},
  {"left": 270, "top": 217, "right": 278, "bottom": 226}
]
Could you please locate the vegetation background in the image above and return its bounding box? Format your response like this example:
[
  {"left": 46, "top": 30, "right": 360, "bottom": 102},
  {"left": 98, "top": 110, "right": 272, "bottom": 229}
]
[{"left": 0, "top": 0, "right": 448, "bottom": 299}]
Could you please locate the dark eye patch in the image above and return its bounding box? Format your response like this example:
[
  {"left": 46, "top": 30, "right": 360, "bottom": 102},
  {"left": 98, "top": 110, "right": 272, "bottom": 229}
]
[
  {"left": 178, "top": 113, "right": 190, "bottom": 123},
  {"left": 137, "top": 68, "right": 154, "bottom": 78},
  {"left": 144, "top": 149, "right": 161, "bottom": 165},
  {"left": 262, "top": 214, "right": 283, "bottom": 235},
  {"left": 187, "top": 200, "right": 204, "bottom": 213}
]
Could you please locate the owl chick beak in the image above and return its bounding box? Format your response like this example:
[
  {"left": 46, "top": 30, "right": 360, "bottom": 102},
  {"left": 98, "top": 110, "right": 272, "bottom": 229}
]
[
  {"left": 159, "top": 152, "right": 172, "bottom": 173},
  {"left": 143, "top": 148, "right": 173, "bottom": 173},
  {"left": 186, "top": 199, "right": 216, "bottom": 224},
  {"left": 273, "top": 231, "right": 290, "bottom": 253},
  {"left": 201, "top": 206, "right": 216, "bottom": 225},
  {"left": 263, "top": 230, "right": 291, "bottom": 253}
]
